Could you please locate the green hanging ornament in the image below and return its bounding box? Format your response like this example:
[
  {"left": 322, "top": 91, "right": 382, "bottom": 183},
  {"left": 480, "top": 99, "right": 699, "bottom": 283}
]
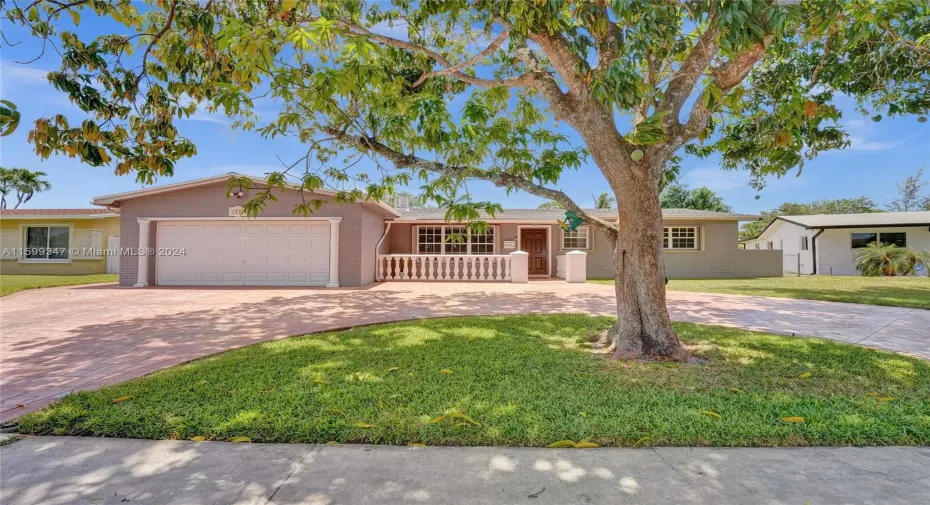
[{"left": 560, "top": 210, "right": 584, "bottom": 231}]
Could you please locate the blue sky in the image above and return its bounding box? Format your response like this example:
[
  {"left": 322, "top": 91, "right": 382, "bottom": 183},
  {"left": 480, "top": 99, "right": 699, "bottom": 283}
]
[{"left": 1, "top": 14, "right": 928, "bottom": 214}]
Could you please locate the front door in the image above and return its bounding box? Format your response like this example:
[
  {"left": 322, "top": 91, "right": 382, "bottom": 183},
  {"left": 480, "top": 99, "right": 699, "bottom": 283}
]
[{"left": 521, "top": 229, "right": 548, "bottom": 275}]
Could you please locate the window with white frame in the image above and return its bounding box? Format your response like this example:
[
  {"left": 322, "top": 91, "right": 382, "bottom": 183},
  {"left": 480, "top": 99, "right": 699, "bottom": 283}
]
[
  {"left": 663, "top": 227, "right": 699, "bottom": 250},
  {"left": 767, "top": 241, "right": 774, "bottom": 249},
  {"left": 24, "top": 225, "right": 70, "bottom": 260},
  {"left": 562, "top": 226, "right": 590, "bottom": 250},
  {"left": 416, "top": 225, "right": 496, "bottom": 254},
  {"left": 800, "top": 236, "right": 809, "bottom": 251}
]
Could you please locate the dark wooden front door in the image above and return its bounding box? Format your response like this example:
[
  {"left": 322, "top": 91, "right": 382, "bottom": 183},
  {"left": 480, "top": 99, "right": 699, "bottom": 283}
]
[{"left": 521, "top": 229, "right": 548, "bottom": 275}]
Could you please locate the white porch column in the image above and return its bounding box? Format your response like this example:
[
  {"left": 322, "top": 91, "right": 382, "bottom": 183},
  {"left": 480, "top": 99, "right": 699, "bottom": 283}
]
[
  {"left": 510, "top": 251, "right": 528, "bottom": 283},
  {"left": 134, "top": 218, "right": 151, "bottom": 287},
  {"left": 564, "top": 250, "right": 587, "bottom": 283},
  {"left": 327, "top": 217, "right": 342, "bottom": 288}
]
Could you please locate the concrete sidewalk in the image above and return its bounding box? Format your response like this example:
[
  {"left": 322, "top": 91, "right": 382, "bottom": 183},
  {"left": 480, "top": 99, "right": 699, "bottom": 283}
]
[{"left": 2, "top": 437, "right": 928, "bottom": 505}]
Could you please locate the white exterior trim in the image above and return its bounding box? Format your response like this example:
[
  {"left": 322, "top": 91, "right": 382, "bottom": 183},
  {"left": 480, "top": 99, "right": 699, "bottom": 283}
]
[
  {"left": 412, "top": 224, "right": 499, "bottom": 255},
  {"left": 327, "top": 217, "right": 341, "bottom": 288},
  {"left": 135, "top": 218, "right": 151, "bottom": 287},
  {"left": 516, "top": 225, "right": 552, "bottom": 277},
  {"left": 1, "top": 214, "right": 117, "bottom": 220}
]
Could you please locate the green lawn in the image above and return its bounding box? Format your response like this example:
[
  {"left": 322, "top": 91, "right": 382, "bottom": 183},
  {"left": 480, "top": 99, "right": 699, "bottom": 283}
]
[
  {"left": 590, "top": 276, "right": 930, "bottom": 310},
  {"left": 0, "top": 274, "right": 119, "bottom": 297},
  {"left": 19, "top": 315, "right": 930, "bottom": 447}
]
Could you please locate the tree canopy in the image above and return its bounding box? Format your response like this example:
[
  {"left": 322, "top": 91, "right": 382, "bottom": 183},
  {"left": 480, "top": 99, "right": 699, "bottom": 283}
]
[
  {"left": 3, "top": 0, "right": 928, "bottom": 225},
  {"left": 659, "top": 184, "right": 731, "bottom": 212},
  {"left": 0, "top": 167, "right": 52, "bottom": 209},
  {"left": 887, "top": 167, "right": 930, "bottom": 212}
]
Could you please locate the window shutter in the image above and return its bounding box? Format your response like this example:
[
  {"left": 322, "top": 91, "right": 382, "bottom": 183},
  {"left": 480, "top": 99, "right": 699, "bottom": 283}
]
[
  {"left": 72, "top": 229, "right": 103, "bottom": 259},
  {"left": 0, "top": 229, "right": 22, "bottom": 259}
]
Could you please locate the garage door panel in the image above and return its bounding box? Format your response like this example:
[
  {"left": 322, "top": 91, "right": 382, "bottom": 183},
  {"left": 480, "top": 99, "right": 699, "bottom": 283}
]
[{"left": 157, "top": 220, "right": 332, "bottom": 286}]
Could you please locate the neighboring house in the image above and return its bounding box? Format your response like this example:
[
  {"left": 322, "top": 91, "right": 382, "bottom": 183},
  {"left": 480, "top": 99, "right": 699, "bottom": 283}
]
[
  {"left": 742, "top": 211, "right": 930, "bottom": 276},
  {"left": 0, "top": 209, "right": 121, "bottom": 275},
  {"left": 87, "top": 173, "right": 781, "bottom": 288}
]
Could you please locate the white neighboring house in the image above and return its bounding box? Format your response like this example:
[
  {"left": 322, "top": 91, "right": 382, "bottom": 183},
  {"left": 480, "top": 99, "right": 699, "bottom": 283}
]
[{"left": 742, "top": 211, "right": 930, "bottom": 276}]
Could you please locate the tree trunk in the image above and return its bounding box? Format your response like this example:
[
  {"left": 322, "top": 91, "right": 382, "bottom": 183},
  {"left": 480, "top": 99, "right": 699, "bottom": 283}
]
[{"left": 605, "top": 161, "right": 690, "bottom": 362}]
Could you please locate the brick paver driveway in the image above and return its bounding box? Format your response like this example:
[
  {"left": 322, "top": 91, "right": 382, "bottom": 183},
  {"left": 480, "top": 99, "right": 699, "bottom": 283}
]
[{"left": 2, "top": 281, "right": 928, "bottom": 421}]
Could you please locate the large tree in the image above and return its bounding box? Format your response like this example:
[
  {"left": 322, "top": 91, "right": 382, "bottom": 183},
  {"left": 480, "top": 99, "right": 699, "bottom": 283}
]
[
  {"left": 739, "top": 196, "right": 882, "bottom": 240},
  {"left": 4, "top": 0, "right": 930, "bottom": 360}
]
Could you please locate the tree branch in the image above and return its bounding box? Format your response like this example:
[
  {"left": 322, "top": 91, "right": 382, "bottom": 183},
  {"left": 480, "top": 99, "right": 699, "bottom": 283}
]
[
  {"left": 675, "top": 39, "right": 771, "bottom": 144},
  {"left": 411, "top": 26, "right": 511, "bottom": 87},
  {"left": 322, "top": 126, "right": 619, "bottom": 239},
  {"left": 656, "top": 22, "right": 719, "bottom": 128},
  {"left": 303, "top": 17, "right": 534, "bottom": 89}
]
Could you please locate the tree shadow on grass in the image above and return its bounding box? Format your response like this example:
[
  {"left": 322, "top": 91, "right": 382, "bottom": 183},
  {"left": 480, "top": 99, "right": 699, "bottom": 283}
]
[{"left": 18, "top": 315, "right": 930, "bottom": 448}]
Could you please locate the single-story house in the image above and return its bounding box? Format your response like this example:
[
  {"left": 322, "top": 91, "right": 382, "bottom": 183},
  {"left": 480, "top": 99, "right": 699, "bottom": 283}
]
[
  {"left": 0, "top": 209, "right": 121, "bottom": 275},
  {"left": 741, "top": 211, "right": 930, "bottom": 276},
  {"left": 81, "top": 173, "right": 781, "bottom": 287}
]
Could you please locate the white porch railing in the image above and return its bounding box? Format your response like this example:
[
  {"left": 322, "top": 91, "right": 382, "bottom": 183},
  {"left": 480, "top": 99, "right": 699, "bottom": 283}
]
[{"left": 377, "top": 254, "right": 512, "bottom": 281}]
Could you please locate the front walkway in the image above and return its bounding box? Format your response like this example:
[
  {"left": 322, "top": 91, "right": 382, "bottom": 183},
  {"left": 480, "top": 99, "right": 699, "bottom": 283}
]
[
  {"left": 2, "top": 436, "right": 928, "bottom": 505},
  {"left": 2, "top": 281, "right": 928, "bottom": 421}
]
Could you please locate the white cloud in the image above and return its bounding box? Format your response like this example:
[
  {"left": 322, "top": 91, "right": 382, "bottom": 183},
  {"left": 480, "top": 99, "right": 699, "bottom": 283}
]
[
  {"left": 846, "top": 135, "right": 907, "bottom": 151},
  {"left": 2, "top": 64, "right": 51, "bottom": 81},
  {"left": 680, "top": 167, "right": 750, "bottom": 192},
  {"left": 192, "top": 164, "right": 282, "bottom": 178}
]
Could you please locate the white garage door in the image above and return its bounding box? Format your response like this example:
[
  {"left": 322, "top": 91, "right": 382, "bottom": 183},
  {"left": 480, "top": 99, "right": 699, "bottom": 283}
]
[{"left": 156, "top": 221, "right": 331, "bottom": 286}]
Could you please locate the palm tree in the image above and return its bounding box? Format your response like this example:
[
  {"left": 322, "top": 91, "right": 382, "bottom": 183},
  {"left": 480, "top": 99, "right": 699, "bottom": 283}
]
[
  {"left": 592, "top": 192, "right": 615, "bottom": 209},
  {"left": 0, "top": 167, "right": 51, "bottom": 209},
  {"left": 854, "top": 242, "right": 930, "bottom": 276}
]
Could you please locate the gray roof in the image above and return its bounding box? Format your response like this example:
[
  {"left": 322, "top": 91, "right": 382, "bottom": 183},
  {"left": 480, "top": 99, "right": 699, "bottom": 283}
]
[
  {"left": 776, "top": 211, "right": 930, "bottom": 229},
  {"left": 394, "top": 208, "right": 760, "bottom": 221}
]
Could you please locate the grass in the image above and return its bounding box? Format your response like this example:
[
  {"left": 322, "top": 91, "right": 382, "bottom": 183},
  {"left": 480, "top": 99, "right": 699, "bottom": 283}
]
[
  {"left": 589, "top": 276, "right": 930, "bottom": 310},
  {"left": 18, "top": 315, "right": 930, "bottom": 447},
  {"left": 0, "top": 274, "right": 118, "bottom": 297}
]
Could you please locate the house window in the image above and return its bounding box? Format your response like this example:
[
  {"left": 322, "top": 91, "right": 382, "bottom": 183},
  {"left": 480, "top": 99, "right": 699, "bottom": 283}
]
[
  {"left": 562, "top": 226, "right": 590, "bottom": 250},
  {"left": 879, "top": 232, "right": 906, "bottom": 248},
  {"left": 766, "top": 241, "right": 774, "bottom": 249},
  {"left": 754, "top": 244, "right": 760, "bottom": 250},
  {"left": 800, "top": 236, "right": 809, "bottom": 251},
  {"left": 24, "top": 226, "right": 70, "bottom": 260},
  {"left": 851, "top": 233, "right": 878, "bottom": 248},
  {"left": 416, "top": 225, "right": 496, "bottom": 255},
  {"left": 663, "top": 227, "right": 699, "bottom": 250}
]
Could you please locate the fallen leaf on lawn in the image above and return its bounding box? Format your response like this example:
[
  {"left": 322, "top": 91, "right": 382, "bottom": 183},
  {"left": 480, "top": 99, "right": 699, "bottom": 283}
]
[
  {"left": 865, "top": 392, "right": 879, "bottom": 397},
  {"left": 111, "top": 396, "right": 131, "bottom": 403},
  {"left": 410, "top": 443, "right": 426, "bottom": 447},
  {"left": 701, "top": 410, "right": 722, "bottom": 419},
  {"left": 326, "top": 408, "right": 345, "bottom": 415},
  {"left": 453, "top": 422, "right": 469, "bottom": 428},
  {"left": 15, "top": 404, "right": 26, "bottom": 408},
  {"left": 227, "top": 436, "right": 251, "bottom": 443},
  {"left": 388, "top": 394, "right": 401, "bottom": 399},
  {"left": 547, "top": 440, "right": 577, "bottom": 448},
  {"left": 781, "top": 416, "right": 805, "bottom": 423},
  {"left": 449, "top": 411, "right": 481, "bottom": 426},
  {"left": 430, "top": 415, "right": 446, "bottom": 424},
  {"left": 439, "top": 369, "right": 453, "bottom": 375},
  {"left": 190, "top": 436, "right": 207, "bottom": 442},
  {"left": 635, "top": 436, "right": 652, "bottom": 445},
  {"left": 798, "top": 372, "right": 812, "bottom": 379},
  {"left": 574, "top": 442, "right": 600, "bottom": 449},
  {"left": 386, "top": 366, "right": 401, "bottom": 372},
  {"left": 311, "top": 378, "right": 329, "bottom": 384},
  {"left": 577, "top": 411, "right": 587, "bottom": 417},
  {"left": 326, "top": 441, "right": 342, "bottom": 445},
  {"left": 729, "top": 388, "right": 745, "bottom": 394},
  {"left": 355, "top": 422, "right": 377, "bottom": 429},
  {"left": 875, "top": 396, "right": 895, "bottom": 402}
]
